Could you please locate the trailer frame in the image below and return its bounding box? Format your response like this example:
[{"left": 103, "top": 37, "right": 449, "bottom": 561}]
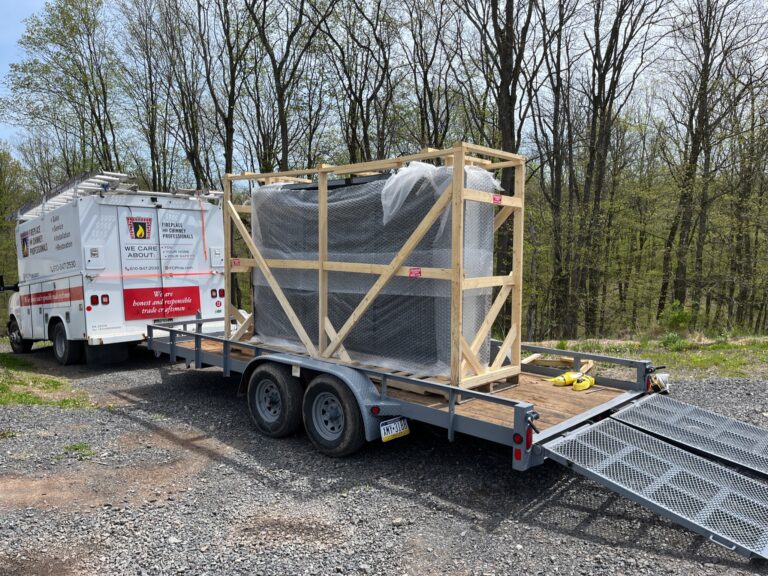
[{"left": 148, "top": 317, "right": 650, "bottom": 471}]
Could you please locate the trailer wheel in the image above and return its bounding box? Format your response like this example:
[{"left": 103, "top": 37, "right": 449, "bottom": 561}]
[
  {"left": 8, "top": 319, "right": 33, "bottom": 354},
  {"left": 247, "top": 363, "right": 303, "bottom": 438},
  {"left": 303, "top": 375, "right": 365, "bottom": 457},
  {"left": 51, "top": 322, "right": 82, "bottom": 365}
]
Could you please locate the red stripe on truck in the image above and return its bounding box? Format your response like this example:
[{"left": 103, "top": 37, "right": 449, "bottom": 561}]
[{"left": 20, "top": 286, "right": 84, "bottom": 306}]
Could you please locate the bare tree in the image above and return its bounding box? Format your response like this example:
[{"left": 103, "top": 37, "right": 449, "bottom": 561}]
[
  {"left": 195, "top": 0, "right": 255, "bottom": 176},
  {"left": 246, "top": 0, "right": 338, "bottom": 170}
]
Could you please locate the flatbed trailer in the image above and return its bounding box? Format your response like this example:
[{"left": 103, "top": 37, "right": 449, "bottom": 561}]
[{"left": 148, "top": 318, "right": 768, "bottom": 562}]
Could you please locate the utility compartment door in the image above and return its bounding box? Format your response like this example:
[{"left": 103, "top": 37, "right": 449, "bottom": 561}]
[
  {"left": 30, "top": 282, "right": 45, "bottom": 339},
  {"left": 80, "top": 201, "right": 124, "bottom": 336},
  {"left": 19, "top": 284, "right": 33, "bottom": 339}
]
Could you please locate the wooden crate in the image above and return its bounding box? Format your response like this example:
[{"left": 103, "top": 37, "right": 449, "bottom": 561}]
[{"left": 222, "top": 143, "right": 525, "bottom": 390}]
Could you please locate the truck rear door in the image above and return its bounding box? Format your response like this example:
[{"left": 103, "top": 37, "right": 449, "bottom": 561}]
[
  {"left": 118, "top": 206, "right": 166, "bottom": 324},
  {"left": 156, "top": 207, "right": 206, "bottom": 320}
]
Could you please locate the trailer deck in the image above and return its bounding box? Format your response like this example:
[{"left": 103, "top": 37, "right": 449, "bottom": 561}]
[{"left": 172, "top": 336, "right": 626, "bottom": 431}]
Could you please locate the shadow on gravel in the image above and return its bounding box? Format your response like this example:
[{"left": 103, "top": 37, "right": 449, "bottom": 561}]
[
  {"left": 14, "top": 343, "right": 168, "bottom": 382},
  {"left": 95, "top": 364, "right": 766, "bottom": 573}
]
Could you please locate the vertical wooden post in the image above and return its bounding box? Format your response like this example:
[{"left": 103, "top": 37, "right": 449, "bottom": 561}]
[
  {"left": 510, "top": 162, "right": 525, "bottom": 367},
  {"left": 450, "top": 144, "right": 466, "bottom": 386},
  {"left": 223, "top": 176, "right": 232, "bottom": 339},
  {"left": 318, "top": 170, "right": 329, "bottom": 353}
]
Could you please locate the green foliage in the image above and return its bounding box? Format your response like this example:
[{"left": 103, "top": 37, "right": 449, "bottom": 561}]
[
  {"left": 567, "top": 336, "right": 768, "bottom": 378},
  {"left": 0, "top": 429, "right": 16, "bottom": 439},
  {"left": 659, "top": 301, "right": 692, "bottom": 333},
  {"left": 659, "top": 332, "right": 690, "bottom": 351}
]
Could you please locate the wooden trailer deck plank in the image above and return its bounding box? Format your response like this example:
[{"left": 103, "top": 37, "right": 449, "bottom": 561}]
[{"left": 381, "top": 373, "right": 623, "bottom": 431}]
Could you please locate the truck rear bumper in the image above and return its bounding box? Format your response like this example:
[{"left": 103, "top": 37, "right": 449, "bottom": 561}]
[{"left": 88, "top": 320, "right": 226, "bottom": 345}]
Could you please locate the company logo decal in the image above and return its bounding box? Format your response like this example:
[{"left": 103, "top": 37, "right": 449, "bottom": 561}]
[
  {"left": 21, "top": 232, "right": 29, "bottom": 258},
  {"left": 127, "top": 217, "right": 152, "bottom": 240}
]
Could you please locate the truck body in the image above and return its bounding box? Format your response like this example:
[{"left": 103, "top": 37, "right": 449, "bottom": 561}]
[{"left": 8, "top": 172, "right": 226, "bottom": 363}]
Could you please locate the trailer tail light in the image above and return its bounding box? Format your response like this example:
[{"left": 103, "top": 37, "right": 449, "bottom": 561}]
[
  {"left": 90, "top": 295, "right": 99, "bottom": 306},
  {"left": 211, "top": 289, "right": 217, "bottom": 298},
  {"left": 512, "top": 432, "right": 523, "bottom": 445},
  {"left": 101, "top": 294, "right": 109, "bottom": 305},
  {"left": 526, "top": 426, "right": 533, "bottom": 450},
  {"left": 218, "top": 288, "right": 225, "bottom": 297},
  {"left": 370, "top": 405, "right": 381, "bottom": 415},
  {"left": 514, "top": 448, "right": 522, "bottom": 461}
]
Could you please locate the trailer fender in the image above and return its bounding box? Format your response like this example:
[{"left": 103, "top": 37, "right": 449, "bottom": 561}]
[{"left": 239, "top": 353, "right": 383, "bottom": 442}]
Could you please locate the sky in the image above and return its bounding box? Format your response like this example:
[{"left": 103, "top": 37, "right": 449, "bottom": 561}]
[{"left": 0, "top": 0, "right": 47, "bottom": 144}]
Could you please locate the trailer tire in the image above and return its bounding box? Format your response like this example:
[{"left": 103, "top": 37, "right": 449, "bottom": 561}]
[
  {"left": 51, "top": 322, "right": 82, "bottom": 365},
  {"left": 247, "top": 363, "right": 303, "bottom": 438},
  {"left": 303, "top": 375, "right": 365, "bottom": 457},
  {"left": 8, "top": 319, "right": 33, "bottom": 354}
]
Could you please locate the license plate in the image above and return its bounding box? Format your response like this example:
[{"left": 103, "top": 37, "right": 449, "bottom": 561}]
[{"left": 380, "top": 417, "right": 410, "bottom": 442}]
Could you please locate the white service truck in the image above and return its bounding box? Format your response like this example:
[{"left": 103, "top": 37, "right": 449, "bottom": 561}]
[{"left": 6, "top": 172, "right": 226, "bottom": 364}]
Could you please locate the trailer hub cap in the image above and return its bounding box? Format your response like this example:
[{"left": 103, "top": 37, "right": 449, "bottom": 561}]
[
  {"left": 255, "top": 379, "right": 281, "bottom": 423},
  {"left": 313, "top": 392, "right": 344, "bottom": 441}
]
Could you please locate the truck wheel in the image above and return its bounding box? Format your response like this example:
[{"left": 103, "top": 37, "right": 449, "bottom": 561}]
[
  {"left": 303, "top": 375, "right": 365, "bottom": 457},
  {"left": 247, "top": 363, "right": 303, "bottom": 438},
  {"left": 51, "top": 322, "right": 82, "bottom": 365},
  {"left": 8, "top": 319, "right": 33, "bottom": 354}
]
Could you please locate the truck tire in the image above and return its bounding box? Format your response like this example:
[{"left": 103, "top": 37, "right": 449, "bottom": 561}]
[
  {"left": 8, "top": 319, "right": 33, "bottom": 354},
  {"left": 51, "top": 322, "right": 82, "bottom": 365},
  {"left": 303, "top": 374, "right": 365, "bottom": 457},
  {"left": 247, "top": 363, "right": 303, "bottom": 438}
]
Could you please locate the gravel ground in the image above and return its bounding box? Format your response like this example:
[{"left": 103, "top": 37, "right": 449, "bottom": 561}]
[{"left": 0, "top": 344, "right": 767, "bottom": 576}]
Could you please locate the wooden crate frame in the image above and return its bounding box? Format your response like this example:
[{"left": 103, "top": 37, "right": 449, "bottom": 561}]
[{"left": 222, "top": 143, "right": 525, "bottom": 389}]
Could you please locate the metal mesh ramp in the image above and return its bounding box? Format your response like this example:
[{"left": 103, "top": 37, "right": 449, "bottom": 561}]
[
  {"left": 613, "top": 394, "right": 768, "bottom": 476},
  {"left": 546, "top": 419, "right": 768, "bottom": 559}
]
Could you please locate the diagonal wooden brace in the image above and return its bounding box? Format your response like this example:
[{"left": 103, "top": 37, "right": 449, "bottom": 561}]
[
  {"left": 492, "top": 324, "right": 517, "bottom": 369},
  {"left": 227, "top": 201, "right": 318, "bottom": 356},
  {"left": 461, "top": 336, "right": 485, "bottom": 376}
]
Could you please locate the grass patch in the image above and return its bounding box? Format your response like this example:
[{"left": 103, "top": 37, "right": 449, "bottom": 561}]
[
  {"left": 0, "top": 353, "right": 33, "bottom": 371},
  {"left": 0, "top": 353, "right": 90, "bottom": 408},
  {"left": 62, "top": 442, "right": 95, "bottom": 460},
  {"left": 0, "top": 429, "right": 17, "bottom": 439},
  {"left": 541, "top": 336, "right": 768, "bottom": 378}
]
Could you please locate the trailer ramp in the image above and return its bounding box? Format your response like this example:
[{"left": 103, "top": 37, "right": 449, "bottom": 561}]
[
  {"left": 612, "top": 394, "right": 768, "bottom": 477},
  {"left": 545, "top": 417, "right": 768, "bottom": 560}
]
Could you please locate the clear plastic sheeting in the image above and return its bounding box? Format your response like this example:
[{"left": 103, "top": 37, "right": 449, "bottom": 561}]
[{"left": 250, "top": 165, "right": 499, "bottom": 377}]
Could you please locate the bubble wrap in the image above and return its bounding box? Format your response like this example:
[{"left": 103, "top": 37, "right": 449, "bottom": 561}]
[{"left": 250, "top": 164, "right": 498, "bottom": 377}]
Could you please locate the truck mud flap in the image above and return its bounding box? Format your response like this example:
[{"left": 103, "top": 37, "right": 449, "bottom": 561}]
[
  {"left": 612, "top": 394, "right": 768, "bottom": 477},
  {"left": 545, "top": 418, "right": 768, "bottom": 560}
]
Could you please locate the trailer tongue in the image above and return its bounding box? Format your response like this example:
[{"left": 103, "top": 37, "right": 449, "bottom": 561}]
[{"left": 544, "top": 396, "right": 768, "bottom": 560}]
